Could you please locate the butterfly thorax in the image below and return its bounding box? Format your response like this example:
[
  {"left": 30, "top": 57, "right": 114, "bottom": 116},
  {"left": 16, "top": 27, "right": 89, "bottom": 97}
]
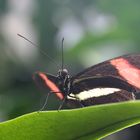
[{"left": 57, "top": 69, "right": 71, "bottom": 96}]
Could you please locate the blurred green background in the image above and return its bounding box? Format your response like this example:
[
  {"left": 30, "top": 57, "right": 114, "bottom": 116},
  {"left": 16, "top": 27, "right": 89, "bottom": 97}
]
[{"left": 0, "top": 0, "right": 140, "bottom": 139}]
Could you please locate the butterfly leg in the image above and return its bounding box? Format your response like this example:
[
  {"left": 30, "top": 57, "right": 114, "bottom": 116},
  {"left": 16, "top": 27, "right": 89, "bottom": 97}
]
[
  {"left": 58, "top": 96, "right": 67, "bottom": 111},
  {"left": 38, "top": 90, "right": 61, "bottom": 111},
  {"left": 38, "top": 91, "right": 51, "bottom": 112}
]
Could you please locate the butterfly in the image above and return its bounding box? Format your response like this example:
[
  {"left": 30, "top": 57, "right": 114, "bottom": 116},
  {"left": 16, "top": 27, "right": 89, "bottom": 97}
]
[{"left": 33, "top": 53, "right": 140, "bottom": 109}]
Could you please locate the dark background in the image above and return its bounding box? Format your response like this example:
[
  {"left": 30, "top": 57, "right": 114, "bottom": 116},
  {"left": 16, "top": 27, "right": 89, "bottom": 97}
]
[{"left": 0, "top": 0, "right": 140, "bottom": 139}]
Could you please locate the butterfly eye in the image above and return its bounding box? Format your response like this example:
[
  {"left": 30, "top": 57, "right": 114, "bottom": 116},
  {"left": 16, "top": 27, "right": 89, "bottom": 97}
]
[{"left": 58, "top": 69, "right": 68, "bottom": 78}]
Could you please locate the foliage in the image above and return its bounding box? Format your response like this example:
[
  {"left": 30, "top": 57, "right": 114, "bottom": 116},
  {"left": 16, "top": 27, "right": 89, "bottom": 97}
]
[{"left": 1, "top": 101, "right": 140, "bottom": 140}]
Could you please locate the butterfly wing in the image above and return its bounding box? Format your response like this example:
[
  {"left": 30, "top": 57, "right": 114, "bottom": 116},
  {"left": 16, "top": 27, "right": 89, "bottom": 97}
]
[
  {"left": 33, "top": 72, "right": 64, "bottom": 100},
  {"left": 72, "top": 53, "right": 140, "bottom": 91},
  {"left": 68, "top": 54, "right": 140, "bottom": 107},
  {"left": 71, "top": 76, "right": 136, "bottom": 94},
  {"left": 68, "top": 76, "right": 135, "bottom": 107},
  {"left": 33, "top": 72, "right": 57, "bottom": 90},
  {"left": 79, "top": 90, "right": 135, "bottom": 106}
]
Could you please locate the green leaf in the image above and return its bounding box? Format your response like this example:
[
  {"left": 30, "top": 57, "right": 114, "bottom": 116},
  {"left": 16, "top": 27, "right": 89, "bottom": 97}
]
[{"left": 1, "top": 101, "right": 140, "bottom": 140}]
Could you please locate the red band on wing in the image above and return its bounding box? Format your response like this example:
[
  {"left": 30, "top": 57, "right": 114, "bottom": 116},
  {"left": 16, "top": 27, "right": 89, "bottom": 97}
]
[
  {"left": 111, "top": 58, "right": 140, "bottom": 88},
  {"left": 38, "top": 72, "right": 64, "bottom": 100}
]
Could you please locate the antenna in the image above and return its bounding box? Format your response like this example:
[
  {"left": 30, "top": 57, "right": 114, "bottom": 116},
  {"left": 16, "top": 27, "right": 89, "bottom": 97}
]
[
  {"left": 17, "top": 34, "right": 59, "bottom": 68},
  {"left": 62, "top": 38, "right": 64, "bottom": 70}
]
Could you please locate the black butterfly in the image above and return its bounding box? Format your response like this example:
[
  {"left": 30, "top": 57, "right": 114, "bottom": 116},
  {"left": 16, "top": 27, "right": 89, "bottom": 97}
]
[{"left": 33, "top": 54, "right": 140, "bottom": 108}]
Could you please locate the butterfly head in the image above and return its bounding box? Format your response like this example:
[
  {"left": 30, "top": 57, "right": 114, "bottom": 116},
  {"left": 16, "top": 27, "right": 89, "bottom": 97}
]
[{"left": 58, "top": 69, "right": 69, "bottom": 79}]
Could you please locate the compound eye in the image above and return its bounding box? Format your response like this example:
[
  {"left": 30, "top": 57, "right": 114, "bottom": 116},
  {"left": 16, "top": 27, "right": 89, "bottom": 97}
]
[{"left": 63, "top": 69, "right": 68, "bottom": 73}]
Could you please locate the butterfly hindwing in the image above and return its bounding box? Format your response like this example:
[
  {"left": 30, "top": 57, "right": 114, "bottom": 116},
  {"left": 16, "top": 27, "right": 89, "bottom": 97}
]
[
  {"left": 79, "top": 90, "right": 135, "bottom": 106},
  {"left": 68, "top": 76, "right": 136, "bottom": 106}
]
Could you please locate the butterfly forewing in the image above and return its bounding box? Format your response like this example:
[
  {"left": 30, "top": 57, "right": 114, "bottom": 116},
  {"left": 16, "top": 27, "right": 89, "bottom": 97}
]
[
  {"left": 71, "top": 76, "right": 135, "bottom": 94},
  {"left": 33, "top": 72, "right": 58, "bottom": 91},
  {"left": 72, "top": 54, "right": 140, "bottom": 91},
  {"left": 33, "top": 72, "right": 65, "bottom": 100}
]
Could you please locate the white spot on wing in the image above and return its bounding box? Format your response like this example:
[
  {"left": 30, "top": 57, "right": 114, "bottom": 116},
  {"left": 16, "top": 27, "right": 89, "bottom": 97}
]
[{"left": 69, "top": 88, "right": 121, "bottom": 101}]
